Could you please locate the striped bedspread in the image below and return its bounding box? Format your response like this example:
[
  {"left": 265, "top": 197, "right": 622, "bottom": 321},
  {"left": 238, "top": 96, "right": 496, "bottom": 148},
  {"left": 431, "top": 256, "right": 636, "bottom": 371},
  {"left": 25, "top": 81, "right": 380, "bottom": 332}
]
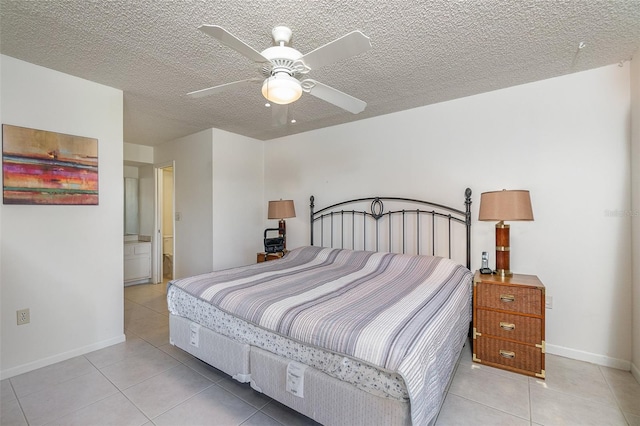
[{"left": 170, "top": 246, "right": 472, "bottom": 425}]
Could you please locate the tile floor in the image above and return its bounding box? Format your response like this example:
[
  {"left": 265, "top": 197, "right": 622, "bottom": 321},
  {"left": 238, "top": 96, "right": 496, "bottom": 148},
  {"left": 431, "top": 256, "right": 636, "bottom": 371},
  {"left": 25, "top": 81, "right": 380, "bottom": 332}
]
[{"left": 1, "top": 282, "right": 639, "bottom": 425}]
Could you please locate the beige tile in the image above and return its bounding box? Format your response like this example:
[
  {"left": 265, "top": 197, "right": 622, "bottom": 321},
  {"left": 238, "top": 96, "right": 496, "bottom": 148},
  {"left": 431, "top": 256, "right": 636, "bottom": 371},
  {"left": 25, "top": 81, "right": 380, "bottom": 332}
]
[
  {"left": 217, "top": 377, "right": 273, "bottom": 409},
  {"left": 124, "top": 304, "right": 161, "bottom": 327},
  {"left": 606, "top": 378, "right": 640, "bottom": 416},
  {"left": 241, "top": 411, "right": 285, "bottom": 426},
  {"left": 625, "top": 411, "right": 640, "bottom": 426},
  {"left": 124, "top": 283, "right": 164, "bottom": 301},
  {"left": 436, "top": 393, "right": 529, "bottom": 426},
  {"left": 19, "top": 370, "right": 118, "bottom": 426},
  {"left": 600, "top": 365, "right": 639, "bottom": 385},
  {"left": 125, "top": 309, "right": 168, "bottom": 336},
  {"left": 123, "top": 364, "right": 214, "bottom": 419},
  {"left": 100, "top": 347, "right": 180, "bottom": 390},
  {"left": 126, "top": 285, "right": 168, "bottom": 309},
  {"left": 0, "top": 397, "right": 27, "bottom": 426},
  {"left": 530, "top": 382, "right": 628, "bottom": 426},
  {"left": 531, "top": 354, "right": 617, "bottom": 407},
  {"left": 152, "top": 384, "right": 259, "bottom": 425},
  {"left": 460, "top": 355, "right": 530, "bottom": 383},
  {"left": 600, "top": 365, "right": 640, "bottom": 416},
  {"left": 260, "top": 400, "right": 321, "bottom": 426},
  {"left": 85, "top": 336, "right": 157, "bottom": 369},
  {"left": 45, "top": 393, "right": 149, "bottom": 426},
  {"left": 128, "top": 322, "right": 170, "bottom": 347},
  {"left": 158, "top": 342, "right": 197, "bottom": 363},
  {"left": 139, "top": 292, "right": 169, "bottom": 315},
  {"left": 0, "top": 379, "right": 16, "bottom": 402},
  {"left": 9, "top": 356, "right": 96, "bottom": 398},
  {"left": 448, "top": 363, "right": 530, "bottom": 419},
  {"left": 182, "top": 357, "right": 228, "bottom": 383}
]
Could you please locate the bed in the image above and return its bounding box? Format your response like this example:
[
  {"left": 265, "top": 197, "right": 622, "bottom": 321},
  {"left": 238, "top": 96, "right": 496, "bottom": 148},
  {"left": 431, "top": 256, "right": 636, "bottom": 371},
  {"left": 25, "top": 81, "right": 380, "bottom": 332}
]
[{"left": 168, "top": 189, "right": 473, "bottom": 425}]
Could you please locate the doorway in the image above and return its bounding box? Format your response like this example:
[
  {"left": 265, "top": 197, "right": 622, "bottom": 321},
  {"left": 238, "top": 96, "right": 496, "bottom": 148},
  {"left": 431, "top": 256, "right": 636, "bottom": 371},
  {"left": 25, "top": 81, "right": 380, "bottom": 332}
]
[{"left": 155, "top": 163, "right": 175, "bottom": 283}]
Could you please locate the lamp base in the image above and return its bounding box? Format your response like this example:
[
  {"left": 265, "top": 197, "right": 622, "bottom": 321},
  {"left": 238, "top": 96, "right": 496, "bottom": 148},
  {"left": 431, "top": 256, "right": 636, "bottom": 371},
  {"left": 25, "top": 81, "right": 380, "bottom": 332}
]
[
  {"left": 279, "top": 219, "right": 287, "bottom": 250},
  {"left": 495, "top": 221, "right": 512, "bottom": 277},
  {"left": 494, "top": 268, "right": 513, "bottom": 277}
]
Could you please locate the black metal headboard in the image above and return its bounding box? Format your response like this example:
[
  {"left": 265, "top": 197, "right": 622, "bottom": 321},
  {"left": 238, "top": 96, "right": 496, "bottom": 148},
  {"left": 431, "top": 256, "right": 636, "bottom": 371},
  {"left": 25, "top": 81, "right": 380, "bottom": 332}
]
[{"left": 310, "top": 188, "right": 472, "bottom": 269}]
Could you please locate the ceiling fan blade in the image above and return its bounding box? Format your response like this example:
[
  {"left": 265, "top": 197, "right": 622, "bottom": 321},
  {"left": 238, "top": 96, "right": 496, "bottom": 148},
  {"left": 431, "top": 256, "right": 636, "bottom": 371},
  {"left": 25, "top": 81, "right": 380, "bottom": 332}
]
[
  {"left": 271, "top": 104, "right": 289, "bottom": 127},
  {"left": 303, "top": 80, "right": 367, "bottom": 114},
  {"left": 187, "top": 78, "right": 261, "bottom": 98},
  {"left": 199, "top": 25, "right": 269, "bottom": 63},
  {"left": 300, "top": 31, "right": 371, "bottom": 69}
]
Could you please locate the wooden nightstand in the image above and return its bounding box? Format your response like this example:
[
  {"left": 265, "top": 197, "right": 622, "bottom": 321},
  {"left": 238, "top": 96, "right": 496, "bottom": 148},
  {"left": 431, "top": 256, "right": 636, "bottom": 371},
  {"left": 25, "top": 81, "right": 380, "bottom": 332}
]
[
  {"left": 256, "top": 252, "right": 284, "bottom": 263},
  {"left": 473, "top": 271, "right": 546, "bottom": 379}
]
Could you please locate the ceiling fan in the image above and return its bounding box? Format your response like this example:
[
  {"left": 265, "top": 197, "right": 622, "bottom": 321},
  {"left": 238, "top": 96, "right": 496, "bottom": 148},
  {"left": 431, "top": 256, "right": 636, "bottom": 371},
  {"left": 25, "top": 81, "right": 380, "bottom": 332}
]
[{"left": 187, "top": 25, "right": 372, "bottom": 121}]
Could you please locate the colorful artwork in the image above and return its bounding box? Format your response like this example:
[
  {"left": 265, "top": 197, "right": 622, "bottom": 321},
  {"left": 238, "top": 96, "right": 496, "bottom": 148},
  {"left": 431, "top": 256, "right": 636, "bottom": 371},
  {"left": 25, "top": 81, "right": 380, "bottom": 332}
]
[{"left": 2, "top": 125, "right": 98, "bottom": 205}]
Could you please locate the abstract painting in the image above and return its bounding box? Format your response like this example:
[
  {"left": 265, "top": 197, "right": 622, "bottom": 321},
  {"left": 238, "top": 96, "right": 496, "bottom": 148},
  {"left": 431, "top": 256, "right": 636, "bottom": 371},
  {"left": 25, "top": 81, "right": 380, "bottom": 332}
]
[{"left": 2, "top": 125, "right": 98, "bottom": 205}]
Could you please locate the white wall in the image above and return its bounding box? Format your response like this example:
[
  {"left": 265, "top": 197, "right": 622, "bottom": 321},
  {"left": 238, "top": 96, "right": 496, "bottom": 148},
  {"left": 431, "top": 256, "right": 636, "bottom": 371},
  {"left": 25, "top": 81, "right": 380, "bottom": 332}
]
[
  {"left": 155, "top": 129, "right": 214, "bottom": 278},
  {"left": 154, "top": 128, "right": 264, "bottom": 276},
  {"left": 211, "top": 128, "right": 264, "bottom": 269},
  {"left": 631, "top": 57, "right": 640, "bottom": 381},
  {"left": 0, "top": 55, "right": 125, "bottom": 378},
  {"left": 123, "top": 165, "right": 139, "bottom": 178},
  {"left": 124, "top": 142, "right": 153, "bottom": 164},
  {"left": 265, "top": 64, "right": 633, "bottom": 369}
]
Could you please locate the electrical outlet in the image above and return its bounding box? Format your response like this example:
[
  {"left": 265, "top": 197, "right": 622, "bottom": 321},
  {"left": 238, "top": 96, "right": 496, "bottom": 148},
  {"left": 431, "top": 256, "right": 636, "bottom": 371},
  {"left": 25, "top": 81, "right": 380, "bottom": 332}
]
[
  {"left": 17, "top": 308, "right": 30, "bottom": 325},
  {"left": 545, "top": 296, "right": 553, "bottom": 309}
]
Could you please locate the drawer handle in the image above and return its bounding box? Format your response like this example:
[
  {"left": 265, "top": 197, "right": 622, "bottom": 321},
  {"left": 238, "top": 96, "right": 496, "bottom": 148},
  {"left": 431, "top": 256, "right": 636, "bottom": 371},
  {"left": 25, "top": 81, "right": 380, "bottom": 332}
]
[
  {"left": 499, "top": 322, "right": 515, "bottom": 331},
  {"left": 499, "top": 350, "right": 516, "bottom": 359},
  {"left": 500, "top": 294, "right": 515, "bottom": 303}
]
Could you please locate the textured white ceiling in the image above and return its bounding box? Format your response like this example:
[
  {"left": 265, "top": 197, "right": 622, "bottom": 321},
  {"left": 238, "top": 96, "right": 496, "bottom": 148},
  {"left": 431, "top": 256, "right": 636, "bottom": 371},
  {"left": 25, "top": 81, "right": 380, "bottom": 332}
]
[{"left": 1, "top": 1, "right": 639, "bottom": 145}]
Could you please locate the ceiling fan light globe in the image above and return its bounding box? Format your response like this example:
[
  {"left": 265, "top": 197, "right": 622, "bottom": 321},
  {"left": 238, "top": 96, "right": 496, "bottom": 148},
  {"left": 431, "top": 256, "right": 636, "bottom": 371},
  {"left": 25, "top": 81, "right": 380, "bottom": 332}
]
[{"left": 262, "top": 74, "right": 302, "bottom": 105}]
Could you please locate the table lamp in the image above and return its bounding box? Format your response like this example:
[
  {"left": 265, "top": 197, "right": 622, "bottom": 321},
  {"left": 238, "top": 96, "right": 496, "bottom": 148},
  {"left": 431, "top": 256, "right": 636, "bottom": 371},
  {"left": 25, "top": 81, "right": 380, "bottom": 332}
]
[
  {"left": 267, "top": 199, "right": 296, "bottom": 250},
  {"left": 478, "top": 190, "right": 534, "bottom": 277}
]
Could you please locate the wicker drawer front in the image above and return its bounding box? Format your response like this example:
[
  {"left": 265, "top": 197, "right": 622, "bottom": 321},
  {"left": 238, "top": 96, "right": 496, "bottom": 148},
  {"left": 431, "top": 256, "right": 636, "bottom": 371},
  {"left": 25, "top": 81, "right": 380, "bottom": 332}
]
[
  {"left": 476, "top": 284, "right": 542, "bottom": 315},
  {"left": 476, "top": 309, "right": 542, "bottom": 344},
  {"left": 475, "top": 336, "right": 543, "bottom": 376}
]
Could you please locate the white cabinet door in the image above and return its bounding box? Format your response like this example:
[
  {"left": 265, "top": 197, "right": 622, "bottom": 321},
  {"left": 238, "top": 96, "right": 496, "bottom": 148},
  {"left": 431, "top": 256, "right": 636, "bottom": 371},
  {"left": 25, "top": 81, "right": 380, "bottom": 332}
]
[{"left": 124, "top": 242, "right": 151, "bottom": 283}]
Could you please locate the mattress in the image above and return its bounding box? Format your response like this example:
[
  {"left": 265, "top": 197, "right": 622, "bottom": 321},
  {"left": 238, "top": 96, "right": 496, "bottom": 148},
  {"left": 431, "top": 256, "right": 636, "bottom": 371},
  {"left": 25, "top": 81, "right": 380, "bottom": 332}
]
[{"left": 167, "top": 246, "right": 472, "bottom": 425}]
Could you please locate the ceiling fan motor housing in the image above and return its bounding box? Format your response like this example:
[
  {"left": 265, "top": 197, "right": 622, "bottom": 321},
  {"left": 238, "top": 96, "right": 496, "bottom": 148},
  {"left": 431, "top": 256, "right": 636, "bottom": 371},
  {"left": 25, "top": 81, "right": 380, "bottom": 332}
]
[{"left": 260, "top": 46, "right": 303, "bottom": 77}]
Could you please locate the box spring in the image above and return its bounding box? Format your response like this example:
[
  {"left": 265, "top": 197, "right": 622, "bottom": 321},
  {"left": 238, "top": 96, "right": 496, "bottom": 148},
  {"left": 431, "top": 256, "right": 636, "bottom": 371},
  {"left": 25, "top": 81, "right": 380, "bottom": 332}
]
[
  {"left": 249, "top": 346, "right": 411, "bottom": 426},
  {"left": 170, "top": 313, "right": 415, "bottom": 425},
  {"left": 169, "top": 314, "right": 251, "bottom": 382}
]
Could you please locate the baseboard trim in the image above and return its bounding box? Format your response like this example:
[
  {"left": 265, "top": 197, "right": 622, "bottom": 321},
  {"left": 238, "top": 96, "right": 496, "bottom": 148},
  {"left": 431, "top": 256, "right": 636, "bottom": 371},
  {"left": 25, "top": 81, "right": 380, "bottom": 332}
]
[
  {"left": 546, "top": 343, "right": 631, "bottom": 370},
  {"left": 631, "top": 361, "right": 640, "bottom": 383},
  {"left": 0, "top": 334, "right": 126, "bottom": 380}
]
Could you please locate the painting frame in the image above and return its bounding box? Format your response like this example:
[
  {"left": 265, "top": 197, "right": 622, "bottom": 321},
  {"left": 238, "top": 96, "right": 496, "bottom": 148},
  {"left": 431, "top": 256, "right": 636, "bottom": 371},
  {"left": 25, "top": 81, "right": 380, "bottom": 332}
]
[{"left": 2, "top": 124, "right": 99, "bottom": 205}]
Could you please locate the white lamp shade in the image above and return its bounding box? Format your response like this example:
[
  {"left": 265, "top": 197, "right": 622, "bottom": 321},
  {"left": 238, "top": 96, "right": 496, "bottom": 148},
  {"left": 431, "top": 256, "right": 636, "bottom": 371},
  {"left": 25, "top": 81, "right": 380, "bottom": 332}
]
[{"left": 262, "top": 73, "right": 302, "bottom": 105}]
